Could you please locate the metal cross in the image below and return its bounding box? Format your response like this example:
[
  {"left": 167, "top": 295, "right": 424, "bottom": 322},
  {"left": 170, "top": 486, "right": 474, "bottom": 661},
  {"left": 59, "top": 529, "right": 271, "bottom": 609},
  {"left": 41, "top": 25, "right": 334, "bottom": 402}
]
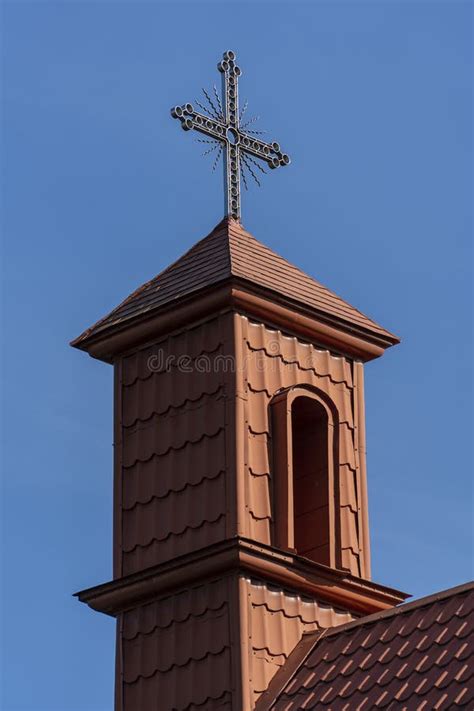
[{"left": 171, "top": 50, "right": 290, "bottom": 221}]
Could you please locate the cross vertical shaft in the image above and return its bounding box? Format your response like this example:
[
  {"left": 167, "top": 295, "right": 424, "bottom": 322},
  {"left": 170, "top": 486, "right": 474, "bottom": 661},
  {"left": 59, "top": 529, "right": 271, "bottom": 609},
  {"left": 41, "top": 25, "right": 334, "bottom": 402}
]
[{"left": 220, "top": 50, "right": 241, "bottom": 219}]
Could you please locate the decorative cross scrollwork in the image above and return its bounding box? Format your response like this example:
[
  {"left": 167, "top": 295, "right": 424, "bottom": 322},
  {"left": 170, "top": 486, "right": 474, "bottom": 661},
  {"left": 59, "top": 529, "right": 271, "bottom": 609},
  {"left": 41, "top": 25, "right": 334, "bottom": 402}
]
[{"left": 171, "top": 50, "right": 290, "bottom": 221}]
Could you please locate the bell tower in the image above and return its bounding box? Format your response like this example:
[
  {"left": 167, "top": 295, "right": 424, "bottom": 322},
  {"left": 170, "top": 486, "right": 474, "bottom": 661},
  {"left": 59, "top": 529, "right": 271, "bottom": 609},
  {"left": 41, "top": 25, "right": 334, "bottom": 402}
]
[{"left": 73, "top": 218, "right": 407, "bottom": 710}]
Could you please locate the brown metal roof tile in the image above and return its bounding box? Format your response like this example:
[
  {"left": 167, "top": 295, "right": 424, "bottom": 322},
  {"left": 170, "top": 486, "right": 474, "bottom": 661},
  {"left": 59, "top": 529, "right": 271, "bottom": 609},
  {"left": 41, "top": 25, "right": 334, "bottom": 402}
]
[
  {"left": 182, "top": 691, "right": 232, "bottom": 711},
  {"left": 248, "top": 512, "right": 272, "bottom": 544},
  {"left": 246, "top": 393, "right": 271, "bottom": 437},
  {"left": 72, "top": 218, "right": 398, "bottom": 350},
  {"left": 123, "top": 381, "right": 224, "bottom": 428},
  {"left": 263, "top": 583, "right": 474, "bottom": 710},
  {"left": 122, "top": 579, "right": 228, "bottom": 640},
  {"left": 122, "top": 394, "right": 225, "bottom": 468},
  {"left": 122, "top": 510, "right": 226, "bottom": 555},
  {"left": 123, "top": 649, "right": 231, "bottom": 711},
  {"left": 246, "top": 578, "right": 355, "bottom": 705},
  {"left": 455, "top": 641, "right": 471, "bottom": 661},
  {"left": 120, "top": 367, "right": 229, "bottom": 575},
  {"left": 247, "top": 472, "right": 272, "bottom": 522},
  {"left": 121, "top": 321, "right": 224, "bottom": 386},
  {"left": 339, "top": 467, "right": 358, "bottom": 511},
  {"left": 122, "top": 471, "right": 226, "bottom": 550},
  {"left": 123, "top": 609, "right": 229, "bottom": 682},
  {"left": 245, "top": 321, "right": 354, "bottom": 388},
  {"left": 457, "top": 614, "right": 474, "bottom": 639},
  {"left": 121, "top": 577, "right": 233, "bottom": 710},
  {"left": 247, "top": 436, "right": 270, "bottom": 479},
  {"left": 122, "top": 516, "right": 226, "bottom": 576},
  {"left": 435, "top": 594, "right": 469, "bottom": 625},
  {"left": 122, "top": 438, "right": 225, "bottom": 510}
]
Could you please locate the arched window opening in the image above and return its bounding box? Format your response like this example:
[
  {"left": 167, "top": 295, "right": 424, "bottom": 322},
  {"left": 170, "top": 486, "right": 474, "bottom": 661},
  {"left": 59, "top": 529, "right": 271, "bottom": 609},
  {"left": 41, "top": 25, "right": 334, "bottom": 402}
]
[
  {"left": 271, "top": 386, "right": 337, "bottom": 568},
  {"left": 292, "top": 396, "right": 330, "bottom": 565}
]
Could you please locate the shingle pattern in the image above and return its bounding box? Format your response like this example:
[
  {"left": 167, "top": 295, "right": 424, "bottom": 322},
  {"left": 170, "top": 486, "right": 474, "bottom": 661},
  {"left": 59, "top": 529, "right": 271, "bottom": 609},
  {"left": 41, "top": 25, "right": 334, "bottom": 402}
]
[
  {"left": 121, "top": 577, "right": 233, "bottom": 711},
  {"left": 118, "top": 311, "right": 367, "bottom": 578},
  {"left": 269, "top": 583, "right": 474, "bottom": 710},
  {"left": 245, "top": 578, "right": 355, "bottom": 705},
  {"left": 73, "top": 218, "right": 396, "bottom": 347},
  {"left": 119, "top": 314, "right": 233, "bottom": 576}
]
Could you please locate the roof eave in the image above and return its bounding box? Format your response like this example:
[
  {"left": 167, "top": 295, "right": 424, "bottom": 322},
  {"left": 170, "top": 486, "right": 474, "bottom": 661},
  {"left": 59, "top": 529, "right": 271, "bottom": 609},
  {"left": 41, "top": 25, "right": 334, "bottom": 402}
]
[
  {"left": 70, "top": 278, "right": 399, "bottom": 364},
  {"left": 231, "top": 276, "right": 400, "bottom": 349}
]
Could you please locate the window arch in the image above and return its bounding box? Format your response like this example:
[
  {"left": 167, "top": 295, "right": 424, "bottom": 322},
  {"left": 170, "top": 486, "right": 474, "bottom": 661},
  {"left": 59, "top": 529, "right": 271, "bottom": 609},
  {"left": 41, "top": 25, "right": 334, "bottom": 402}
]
[{"left": 270, "top": 386, "right": 339, "bottom": 568}]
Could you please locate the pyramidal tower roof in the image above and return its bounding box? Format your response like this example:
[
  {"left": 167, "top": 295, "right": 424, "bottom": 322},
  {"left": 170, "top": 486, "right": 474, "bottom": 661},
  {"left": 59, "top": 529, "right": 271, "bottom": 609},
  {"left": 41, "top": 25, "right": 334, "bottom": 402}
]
[{"left": 72, "top": 218, "right": 398, "bottom": 356}]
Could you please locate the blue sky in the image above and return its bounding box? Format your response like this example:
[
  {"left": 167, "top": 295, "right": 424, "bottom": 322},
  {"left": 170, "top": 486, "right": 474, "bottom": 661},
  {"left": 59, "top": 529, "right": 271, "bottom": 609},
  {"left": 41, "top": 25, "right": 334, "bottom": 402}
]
[{"left": 2, "top": 2, "right": 472, "bottom": 709}]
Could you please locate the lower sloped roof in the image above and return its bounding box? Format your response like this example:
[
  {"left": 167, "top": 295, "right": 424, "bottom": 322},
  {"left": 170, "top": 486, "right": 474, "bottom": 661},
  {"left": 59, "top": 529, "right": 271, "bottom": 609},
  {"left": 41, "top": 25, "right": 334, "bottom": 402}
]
[{"left": 260, "top": 581, "right": 474, "bottom": 710}]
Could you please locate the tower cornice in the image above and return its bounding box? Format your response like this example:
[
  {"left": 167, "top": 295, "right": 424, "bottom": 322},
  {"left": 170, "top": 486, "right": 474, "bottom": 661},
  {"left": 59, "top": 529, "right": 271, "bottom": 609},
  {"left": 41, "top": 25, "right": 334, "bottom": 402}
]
[
  {"left": 75, "top": 537, "right": 408, "bottom": 618},
  {"left": 72, "top": 280, "right": 396, "bottom": 364}
]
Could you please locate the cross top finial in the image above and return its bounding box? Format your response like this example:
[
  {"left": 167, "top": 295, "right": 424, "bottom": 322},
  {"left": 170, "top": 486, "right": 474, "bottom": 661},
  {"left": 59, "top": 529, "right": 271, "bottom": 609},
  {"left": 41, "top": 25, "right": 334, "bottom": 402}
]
[{"left": 171, "top": 50, "right": 290, "bottom": 221}]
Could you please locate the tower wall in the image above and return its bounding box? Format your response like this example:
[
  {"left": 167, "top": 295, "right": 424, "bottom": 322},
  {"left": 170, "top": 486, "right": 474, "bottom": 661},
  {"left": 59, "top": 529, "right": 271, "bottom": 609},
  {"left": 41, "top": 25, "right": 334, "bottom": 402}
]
[
  {"left": 119, "top": 575, "right": 234, "bottom": 710},
  {"left": 109, "top": 310, "right": 374, "bottom": 709},
  {"left": 114, "top": 312, "right": 237, "bottom": 578},
  {"left": 114, "top": 310, "right": 371, "bottom": 580},
  {"left": 234, "top": 314, "right": 370, "bottom": 578},
  {"left": 115, "top": 570, "right": 359, "bottom": 711}
]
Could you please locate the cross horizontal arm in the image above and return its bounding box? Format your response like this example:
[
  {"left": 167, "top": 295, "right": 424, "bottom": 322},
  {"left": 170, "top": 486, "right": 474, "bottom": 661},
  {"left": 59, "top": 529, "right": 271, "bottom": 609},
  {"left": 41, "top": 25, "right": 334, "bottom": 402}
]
[
  {"left": 238, "top": 130, "right": 290, "bottom": 170},
  {"left": 171, "top": 104, "right": 226, "bottom": 142}
]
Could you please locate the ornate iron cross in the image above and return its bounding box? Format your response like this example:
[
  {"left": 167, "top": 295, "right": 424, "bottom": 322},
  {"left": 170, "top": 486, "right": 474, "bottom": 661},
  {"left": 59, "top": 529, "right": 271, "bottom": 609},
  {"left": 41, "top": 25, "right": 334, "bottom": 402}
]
[{"left": 171, "top": 50, "right": 290, "bottom": 221}]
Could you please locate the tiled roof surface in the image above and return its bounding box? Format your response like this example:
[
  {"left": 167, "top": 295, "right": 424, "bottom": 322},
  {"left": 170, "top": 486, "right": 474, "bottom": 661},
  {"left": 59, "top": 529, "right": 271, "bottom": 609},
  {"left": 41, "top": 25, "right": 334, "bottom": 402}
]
[
  {"left": 73, "top": 218, "right": 397, "bottom": 347},
  {"left": 266, "top": 582, "right": 474, "bottom": 710}
]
